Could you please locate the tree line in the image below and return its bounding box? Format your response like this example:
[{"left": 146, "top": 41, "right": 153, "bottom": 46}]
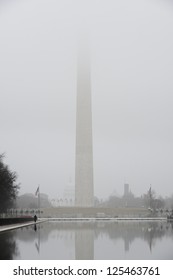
[{"left": 0, "top": 154, "right": 19, "bottom": 213}]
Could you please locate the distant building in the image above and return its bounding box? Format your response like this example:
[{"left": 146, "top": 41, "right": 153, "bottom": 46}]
[
  {"left": 63, "top": 180, "right": 75, "bottom": 206},
  {"left": 123, "top": 184, "right": 136, "bottom": 207},
  {"left": 39, "top": 193, "right": 51, "bottom": 208},
  {"left": 16, "top": 193, "right": 51, "bottom": 209}
]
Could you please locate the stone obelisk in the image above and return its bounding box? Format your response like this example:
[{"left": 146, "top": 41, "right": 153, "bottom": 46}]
[{"left": 75, "top": 38, "right": 94, "bottom": 207}]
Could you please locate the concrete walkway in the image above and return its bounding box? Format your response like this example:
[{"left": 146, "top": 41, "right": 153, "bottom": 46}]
[{"left": 0, "top": 219, "right": 47, "bottom": 233}]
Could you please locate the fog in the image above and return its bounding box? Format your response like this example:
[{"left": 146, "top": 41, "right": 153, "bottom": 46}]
[{"left": 0, "top": 0, "right": 173, "bottom": 200}]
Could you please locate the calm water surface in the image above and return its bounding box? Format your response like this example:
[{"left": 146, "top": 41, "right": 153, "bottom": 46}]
[{"left": 0, "top": 220, "right": 173, "bottom": 260}]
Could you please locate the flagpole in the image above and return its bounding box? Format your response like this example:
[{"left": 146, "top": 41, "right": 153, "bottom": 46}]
[
  {"left": 35, "top": 185, "right": 40, "bottom": 219},
  {"left": 38, "top": 185, "right": 40, "bottom": 219}
]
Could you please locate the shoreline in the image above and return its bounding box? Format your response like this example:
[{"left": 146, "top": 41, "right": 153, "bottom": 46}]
[{"left": 0, "top": 217, "right": 168, "bottom": 233}]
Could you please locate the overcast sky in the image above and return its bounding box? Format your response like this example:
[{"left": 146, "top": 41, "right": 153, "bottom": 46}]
[{"left": 0, "top": 0, "right": 173, "bottom": 200}]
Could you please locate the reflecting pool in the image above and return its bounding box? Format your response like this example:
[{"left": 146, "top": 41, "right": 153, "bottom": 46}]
[{"left": 0, "top": 220, "right": 173, "bottom": 260}]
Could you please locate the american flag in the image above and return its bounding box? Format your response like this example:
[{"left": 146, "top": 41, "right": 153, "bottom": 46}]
[{"left": 35, "top": 186, "right": 39, "bottom": 196}]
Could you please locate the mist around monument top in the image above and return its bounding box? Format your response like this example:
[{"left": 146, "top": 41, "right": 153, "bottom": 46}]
[{"left": 0, "top": 0, "right": 173, "bottom": 201}]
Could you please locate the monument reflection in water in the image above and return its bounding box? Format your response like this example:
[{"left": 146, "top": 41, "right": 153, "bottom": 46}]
[{"left": 0, "top": 221, "right": 173, "bottom": 260}]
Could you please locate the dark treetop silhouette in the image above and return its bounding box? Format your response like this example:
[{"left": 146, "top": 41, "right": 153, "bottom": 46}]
[{"left": 0, "top": 154, "right": 19, "bottom": 213}]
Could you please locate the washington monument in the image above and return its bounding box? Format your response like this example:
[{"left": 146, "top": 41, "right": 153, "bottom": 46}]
[{"left": 75, "top": 38, "right": 94, "bottom": 207}]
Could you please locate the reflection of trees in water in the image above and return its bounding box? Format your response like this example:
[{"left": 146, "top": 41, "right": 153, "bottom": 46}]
[
  {"left": 95, "top": 221, "right": 172, "bottom": 252},
  {"left": 16, "top": 223, "right": 74, "bottom": 243},
  {"left": 7, "top": 220, "right": 173, "bottom": 258},
  {"left": 142, "top": 222, "right": 173, "bottom": 251},
  {"left": 45, "top": 221, "right": 172, "bottom": 253},
  {"left": 0, "top": 231, "right": 18, "bottom": 260},
  {"left": 15, "top": 221, "right": 173, "bottom": 243},
  {"left": 15, "top": 223, "right": 53, "bottom": 243},
  {"left": 0, "top": 221, "right": 172, "bottom": 260},
  {"left": 143, "top": 223, "right": 164, "bottom": 251}
]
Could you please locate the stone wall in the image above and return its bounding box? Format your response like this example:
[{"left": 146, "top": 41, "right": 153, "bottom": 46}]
[{"left": 41, "top": 207, "right": 148, "bottom": 218}]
